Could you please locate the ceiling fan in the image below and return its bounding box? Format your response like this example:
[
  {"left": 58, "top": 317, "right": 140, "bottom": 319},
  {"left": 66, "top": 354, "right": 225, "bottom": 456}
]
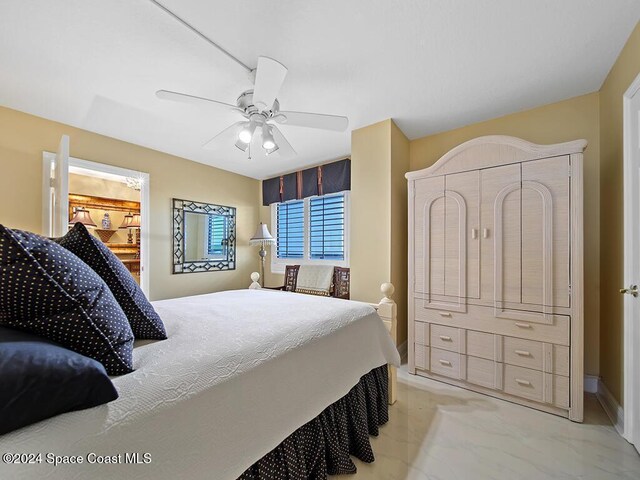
[{"left": 156, "top": 56, "right": 349, "bottom": 158}]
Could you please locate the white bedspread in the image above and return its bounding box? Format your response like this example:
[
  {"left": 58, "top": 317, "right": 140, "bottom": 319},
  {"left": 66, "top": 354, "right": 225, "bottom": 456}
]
[{"left": 0, "top": 289, "right": 400, "bottom": 480}]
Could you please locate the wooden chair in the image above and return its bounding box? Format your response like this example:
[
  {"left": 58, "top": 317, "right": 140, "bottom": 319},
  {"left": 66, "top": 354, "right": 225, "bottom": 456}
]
[{"left": 271, "top": 265, "right": 350, "bottom": 299}]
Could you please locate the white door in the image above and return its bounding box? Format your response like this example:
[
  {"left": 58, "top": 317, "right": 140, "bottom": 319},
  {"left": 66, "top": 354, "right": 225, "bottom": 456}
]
[
  {"left": 623, "top": 74, "right": 640, "bottom": 453},
  {"left": 42, "top": 135, "right": 69, "bottom": 237}
]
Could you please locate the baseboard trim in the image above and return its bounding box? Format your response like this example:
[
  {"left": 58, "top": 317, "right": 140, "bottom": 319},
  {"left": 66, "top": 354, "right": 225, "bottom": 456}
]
[
  {"left": 597, "top": 378, "right": 624, "bottom": 436},
  {"left": 397, "top": 340, "right": 408, "bottom": 363},
  {"left": 584, "top": 374, "right": 598, "bottom": 394}
]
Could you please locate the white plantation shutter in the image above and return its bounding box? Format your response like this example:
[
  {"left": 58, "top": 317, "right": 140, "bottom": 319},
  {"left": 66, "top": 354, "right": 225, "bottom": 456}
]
[
  {"left": 276, "top": 200, "right": 304, "bottom": 258},
  {"left": 309, "top": 194, "right": 345, "bottom": 260}
]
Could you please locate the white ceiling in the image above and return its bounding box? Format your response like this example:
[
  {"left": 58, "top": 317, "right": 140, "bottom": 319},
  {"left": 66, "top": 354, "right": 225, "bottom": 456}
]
[{"left": 1, "top": 1, "right": 639, "bottom": 179}]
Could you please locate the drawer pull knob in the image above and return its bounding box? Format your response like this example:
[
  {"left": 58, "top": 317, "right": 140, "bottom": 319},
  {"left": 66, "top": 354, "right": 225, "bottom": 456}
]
[
  {"left": 471, "top": 228, "right": 478, "bottom": 240},
  {"left": 515, "top": 322, "right": 532, "bottom": 329},
  {"left": 515, "top": 378, "right": 532, "bottom": 387},
  {"left": 439, "top": 335, "right": 452, "bottom": 341},
  {"left": 438, "top": 311, "right": 452, "bottom": 317},
  {"left": 483, "top": 228, "right": 490, "bottom": 239},
  {"left": 439, "top": 359, "right": 452, "bottom": 366},
  {"left": 515, "top": 350, "right": 531, "bottom": 357}
]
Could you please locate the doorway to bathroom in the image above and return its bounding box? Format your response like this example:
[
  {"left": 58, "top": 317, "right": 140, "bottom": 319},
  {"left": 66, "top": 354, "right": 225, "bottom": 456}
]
[{"left": 42, "top": 135, "right": 151, "bottom": 294}]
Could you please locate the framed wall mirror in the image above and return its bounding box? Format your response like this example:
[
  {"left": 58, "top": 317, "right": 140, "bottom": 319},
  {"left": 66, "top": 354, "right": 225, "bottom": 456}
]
[{"left": 172, "top": 198, "right": 236, "bottom": 273}]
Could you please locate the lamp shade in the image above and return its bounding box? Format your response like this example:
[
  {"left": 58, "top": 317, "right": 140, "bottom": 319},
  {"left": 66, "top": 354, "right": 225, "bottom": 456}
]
[
  {"left": 119, "top": 213, "right": 133, "bottom": 229},
  {"left": 69, "top": 208, "right": 96, "bottom": 227},
  {"left": 249, "top": 222, "right": 275, "bottom": 245},
  {"left": 129, "top": 213, "right": 141, "bottom": 229},
  {"left": 119, "top": 213, "right": 140, "bottom": 229}
]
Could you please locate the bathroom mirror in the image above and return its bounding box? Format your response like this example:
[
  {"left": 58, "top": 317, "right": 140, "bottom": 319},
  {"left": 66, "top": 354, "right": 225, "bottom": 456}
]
[{"left": 172, "top": 198, "right": 236, "bottom": 273}]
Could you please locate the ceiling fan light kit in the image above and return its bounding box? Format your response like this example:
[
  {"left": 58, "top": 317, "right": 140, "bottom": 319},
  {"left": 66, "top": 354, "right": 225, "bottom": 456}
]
[
  {"left": 234, "top": 137, "right": 249, "bottom": 153},
  {"left": 262, "top": 125, "right": 276, "bottom": 150},
  {"left": 238, "top": 120, "right": 257, "bottom": 144}
]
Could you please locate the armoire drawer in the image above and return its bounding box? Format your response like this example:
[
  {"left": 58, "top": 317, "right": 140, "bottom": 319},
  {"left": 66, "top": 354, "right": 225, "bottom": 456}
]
[
  {"left": 430, "top": 324, "right": 461, "bottom": 352},
  {"left": 414, "top": 301, "right": 570, "bottom": 346},
  {"left": 503, "top": 337, "right": 544, "bottom": 371},
  {"left": 503, "top": 365, "right": 569, "bottom": 409},
  {"left": 430, "top": 348, "right": 462, "bottom": 379},
  {"left": 503, "top": 338, "right": 570, "bottom": 376}
]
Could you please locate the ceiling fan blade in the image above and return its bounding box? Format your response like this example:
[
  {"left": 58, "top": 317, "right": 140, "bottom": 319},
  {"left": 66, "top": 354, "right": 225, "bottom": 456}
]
[
  {"left": 274, "top": 111, "right": 348, "bottom": 132},
  {"left": 252, "top": 57, "right": 288, "bottom": 111},
  {"left": 270, "top": 124, "right": 296, "bottom": 157},
  {"left": 156, "top": 89, "right": 240, "bottom": 112},
  {"left": 202, "top": 121, "right": 246, "bottom": 149}
]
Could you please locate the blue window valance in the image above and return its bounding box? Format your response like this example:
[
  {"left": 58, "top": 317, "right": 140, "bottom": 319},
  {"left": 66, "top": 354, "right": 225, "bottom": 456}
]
[{"left": 262, "top": 158, "right": 350, "bottom": 206}]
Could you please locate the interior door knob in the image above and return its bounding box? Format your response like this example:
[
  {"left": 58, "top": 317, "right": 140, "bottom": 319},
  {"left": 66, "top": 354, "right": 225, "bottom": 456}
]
[{"left": 620, "top": 285, "right": 639, "bottom": 297}]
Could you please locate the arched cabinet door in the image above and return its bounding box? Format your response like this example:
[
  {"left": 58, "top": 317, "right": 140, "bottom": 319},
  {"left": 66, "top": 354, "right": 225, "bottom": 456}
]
[
  {"left": 484, "top": 156, "right": 570, "bottom": 323},
  {"left": 413, "top": 171, "right": 479, "bottom": 312},
  {"left": 521, "top": 156, "right": 570, "bottom": 310},
  {"left": 481, "top": 164, "right": 522, "bottom": 307}
]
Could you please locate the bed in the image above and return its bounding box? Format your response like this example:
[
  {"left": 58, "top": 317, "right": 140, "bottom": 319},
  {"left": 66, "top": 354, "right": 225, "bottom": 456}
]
[{"left": 0, "top": 283, "right": 400, "bottom": 480}]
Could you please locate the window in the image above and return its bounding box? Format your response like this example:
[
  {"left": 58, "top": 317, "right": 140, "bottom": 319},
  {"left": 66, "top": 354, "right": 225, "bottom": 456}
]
[{"left": 272, "top": 192, "right": 349, "bottom": 272}]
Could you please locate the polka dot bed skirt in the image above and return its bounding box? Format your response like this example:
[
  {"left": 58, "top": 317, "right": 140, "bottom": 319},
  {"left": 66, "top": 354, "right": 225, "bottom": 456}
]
[{"left": 239, "top": 365, "right": 389, "bottom": 480}]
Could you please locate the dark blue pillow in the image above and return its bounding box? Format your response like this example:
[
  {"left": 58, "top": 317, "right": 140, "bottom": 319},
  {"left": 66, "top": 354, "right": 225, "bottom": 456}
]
[
  {"left": 0, "top": 225, "right": 134, "bottom": 375},
  {"left": 57, "top": 223, "right": 166, "bottom": 339},
  {"left": 0, "top": 326, "right": 118, "bottom": 434}
]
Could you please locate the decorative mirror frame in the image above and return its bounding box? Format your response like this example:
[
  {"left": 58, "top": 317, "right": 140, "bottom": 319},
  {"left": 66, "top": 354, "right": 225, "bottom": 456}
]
[{"left": 172, "top": 198, "right": 236, "bottom": 274}]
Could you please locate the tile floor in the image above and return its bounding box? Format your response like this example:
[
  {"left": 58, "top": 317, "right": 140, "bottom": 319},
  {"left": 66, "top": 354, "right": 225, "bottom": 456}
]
[{"left": 337, "top": 368, "right": 640, "bottom": 480}]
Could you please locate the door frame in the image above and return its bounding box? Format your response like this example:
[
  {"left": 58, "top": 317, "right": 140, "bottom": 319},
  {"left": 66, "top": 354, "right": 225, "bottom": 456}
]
[
  {"left": 623, "top": 71, "right": 640, "bottom": 446},
  {"left": 42, "top": 153, "right": 151, "bottom": 296}
]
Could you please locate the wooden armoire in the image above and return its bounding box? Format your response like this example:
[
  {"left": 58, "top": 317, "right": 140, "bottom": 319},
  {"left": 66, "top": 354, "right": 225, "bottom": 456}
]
[{"left": 406, "top": 136, "right": 586, "bottom": 421}]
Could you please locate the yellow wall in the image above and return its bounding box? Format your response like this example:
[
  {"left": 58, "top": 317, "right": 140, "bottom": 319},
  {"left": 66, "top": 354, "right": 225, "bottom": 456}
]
[
  {"left": 351, "top": 120, "right": 392, "bottom": 305},
  {"left": 0, "top": 106, "right": 260, "bottom": 301},
  {"left": 350, "top": 119, "right": 409, "bottom": 346},
  {"left": 409, "top": 92, "right": 601, "bottom": 376},
  {"left": 599, "top": 21, "right": 640, "bottom": 405},
  {"left": 390, "top": 122, "right": 410, "bottom": 346}
]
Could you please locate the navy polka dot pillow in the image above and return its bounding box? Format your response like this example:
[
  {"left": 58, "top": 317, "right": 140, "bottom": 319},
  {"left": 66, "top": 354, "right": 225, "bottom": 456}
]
[
  {"left": 0, "top": 225, "right": 134, "bottom": 376},
  {"left": 56, "top": 223, "right": 167, "bottom": 340}
]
